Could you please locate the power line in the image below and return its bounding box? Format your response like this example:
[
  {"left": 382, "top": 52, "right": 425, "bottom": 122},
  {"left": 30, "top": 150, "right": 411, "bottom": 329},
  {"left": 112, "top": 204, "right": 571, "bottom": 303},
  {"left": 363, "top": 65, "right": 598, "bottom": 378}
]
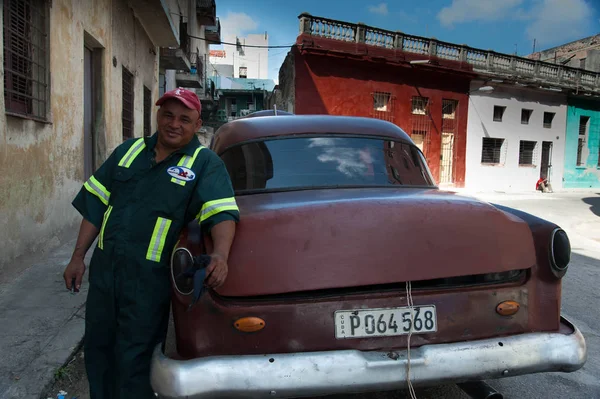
[{"left": 187, "top": 34, "right": 296, "bottom": 49}]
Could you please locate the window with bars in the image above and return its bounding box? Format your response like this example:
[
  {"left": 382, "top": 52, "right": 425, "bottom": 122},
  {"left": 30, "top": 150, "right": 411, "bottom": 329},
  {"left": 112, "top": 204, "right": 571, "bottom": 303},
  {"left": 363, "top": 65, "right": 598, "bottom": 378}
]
[
  {"left": 122, "top": 67, "right": 134, "bottom": 141},
  {"left": 579, "top": 116, "right": 589, "bottom": 136},
  {"left": 543, "top": 112, "right": 555, "bottom": 128},
  {"left": 481, "top": 138, "right": 505, "bottom": 164},
  {"left": 493, "top": 105, "right": 506, "bottom": 122},
  {"left": 577, "top": 116, "right": 589, "bottom": 166},
  {"left": 442, "top": 99, "right": 457, "bottom": 119},
  {"left": 577, "top": 138, "right": 585, "bottom": 166},
  {"left": 411, "top": 130, "right": 426, "bottom": 153},
  {"left": 411, "top": 96, "right": 428, "bottom": 115},
  {"left": 143, "top": 86, "right": 151, "bottom": 137},
  {"left": 372, "top": 92, "right": 394, "bottom": 122},
  {"left": 442, "top": 99, "right": 458, "bottom": 137},
  {"left": 373, "top": 92, "right": 391, "bottom": 112},
  {"left": 3, "top": 0, "right": 49, "bottom": 120},
  {"left": 521, "top": 109, "right": 532, "bottom": 125},
  {"left": 519, "top": 140, "right": 537, "bottom": 165}
]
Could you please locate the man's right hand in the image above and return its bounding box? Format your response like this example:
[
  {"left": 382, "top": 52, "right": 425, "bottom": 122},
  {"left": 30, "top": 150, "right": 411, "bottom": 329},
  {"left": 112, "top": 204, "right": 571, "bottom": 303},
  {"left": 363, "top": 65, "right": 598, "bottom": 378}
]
[
  {"left": 64, "top": 257, "right": 86, "bottom": 292},
  {"left": 63, "top": 218, "right": 99, "bottom": 292}
]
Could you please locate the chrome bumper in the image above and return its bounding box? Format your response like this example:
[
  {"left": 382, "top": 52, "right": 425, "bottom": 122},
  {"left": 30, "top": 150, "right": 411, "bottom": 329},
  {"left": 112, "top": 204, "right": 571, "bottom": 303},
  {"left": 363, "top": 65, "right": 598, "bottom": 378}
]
[{"left": 150, "top": 317, "right": 587, "bottom": 398}]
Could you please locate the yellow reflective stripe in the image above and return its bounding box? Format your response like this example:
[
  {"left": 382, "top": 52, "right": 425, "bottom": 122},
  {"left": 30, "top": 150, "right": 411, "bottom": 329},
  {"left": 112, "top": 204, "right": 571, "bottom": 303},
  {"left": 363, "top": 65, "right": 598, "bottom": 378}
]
[
  {"left": 185, "top": 146, "right": 203, "bottom": 167},
  {"left": 118, "top": 138, "right": 146, "bottom": 168},
  {"left": 98, "top": 205, "right": 113, "bottom": 250},
  {"left": 196, "top": 197, "right": 239, "bottom": 222},
  {"left": 171, "top": 178, "right": 186, "bottom": 186},
  {"left": 84, "top": 175, "right": 110, "bottom": 206},
  {"left": 170, "top": 147, "right": 204, "bottom": 186},
  {"left": 146, "top": 217, "right": 172, "bottom": 262}
]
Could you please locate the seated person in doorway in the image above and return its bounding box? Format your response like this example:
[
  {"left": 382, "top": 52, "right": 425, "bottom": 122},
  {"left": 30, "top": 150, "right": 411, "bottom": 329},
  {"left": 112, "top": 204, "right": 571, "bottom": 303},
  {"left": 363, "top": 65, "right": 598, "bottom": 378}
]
[{"left": 536, "top": 176, "right": 553, "bottom": 193}]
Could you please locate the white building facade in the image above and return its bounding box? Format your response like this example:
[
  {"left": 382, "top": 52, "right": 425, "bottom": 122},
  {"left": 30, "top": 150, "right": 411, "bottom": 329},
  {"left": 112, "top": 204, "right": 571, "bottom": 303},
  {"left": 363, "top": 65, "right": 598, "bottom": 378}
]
[
  {"left": 465, "top": 82, "right": 568, "bottom": 192},
  {"left": 210, "top": 33, "right": 268, "bottom": 79}
]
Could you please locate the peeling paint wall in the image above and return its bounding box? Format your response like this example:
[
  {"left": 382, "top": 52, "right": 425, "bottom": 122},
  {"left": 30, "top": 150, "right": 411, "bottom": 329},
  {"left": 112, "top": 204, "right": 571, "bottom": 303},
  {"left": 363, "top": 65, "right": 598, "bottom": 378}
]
[
  {"left": 276, "top": 52, "right": 295, "bottom": 113},
  {"left": 0, "top": 0, "right": 164, "bottom": 268},
  {"left": 563, "top": 99, "right": 600, "bottom": 188}
]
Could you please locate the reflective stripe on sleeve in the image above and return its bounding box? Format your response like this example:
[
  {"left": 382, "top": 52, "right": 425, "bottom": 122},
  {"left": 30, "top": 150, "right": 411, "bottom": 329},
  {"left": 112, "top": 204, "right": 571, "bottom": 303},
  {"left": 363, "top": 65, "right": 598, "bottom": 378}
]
[
  {"left": 196, "top": 197, "right": 239, "bottom": 222},
  {"left": 118, "top": 138, "right": 146, "bottom": 168},
  {"left": 170, "top": 146, "right": 204, "bottom": 186},
  {"left": 83, "top": 175, "right": 111, "bottom": 206},
  {"left": 98, "top": 205, "right": 113, "bottom": 250},
  {"left": 146, "top": 217, "right": 172, "bottom": 262}
]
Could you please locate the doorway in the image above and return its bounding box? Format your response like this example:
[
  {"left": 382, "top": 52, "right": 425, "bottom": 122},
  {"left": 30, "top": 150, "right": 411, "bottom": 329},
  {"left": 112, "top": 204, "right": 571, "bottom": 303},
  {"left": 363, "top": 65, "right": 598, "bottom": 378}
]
[
  {"left": 83, "top": 32, "right": 104, "bottom": 180},
  {"left": 540, "top": 141, "right": 553, "bottom": 180},
  {"left": 84, "top": 46, "right": 95, "bottom": 180},
  {"left": 440, "top": 132, "right": 455, "bottom": 184}
]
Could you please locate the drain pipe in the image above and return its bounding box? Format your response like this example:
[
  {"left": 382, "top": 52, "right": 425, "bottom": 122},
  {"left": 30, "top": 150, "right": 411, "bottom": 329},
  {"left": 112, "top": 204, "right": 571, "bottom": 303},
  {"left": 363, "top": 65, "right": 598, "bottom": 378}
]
[{"left": 457, "top": 381, "right": 503, "bottom": 399}]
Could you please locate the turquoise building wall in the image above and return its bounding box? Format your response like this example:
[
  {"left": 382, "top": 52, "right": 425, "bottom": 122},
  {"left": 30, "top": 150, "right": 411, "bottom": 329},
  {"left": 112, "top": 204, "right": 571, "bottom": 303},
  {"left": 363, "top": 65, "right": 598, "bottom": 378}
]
[{"left": 563, "top": 99, "right": 600, "bottom": 188}]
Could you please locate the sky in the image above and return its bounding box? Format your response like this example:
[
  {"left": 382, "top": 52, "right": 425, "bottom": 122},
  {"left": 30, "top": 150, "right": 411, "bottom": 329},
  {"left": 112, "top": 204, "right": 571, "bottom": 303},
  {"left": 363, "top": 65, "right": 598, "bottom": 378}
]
[{"left": 213, "top": 0, "right": 600, "bottom": 84}]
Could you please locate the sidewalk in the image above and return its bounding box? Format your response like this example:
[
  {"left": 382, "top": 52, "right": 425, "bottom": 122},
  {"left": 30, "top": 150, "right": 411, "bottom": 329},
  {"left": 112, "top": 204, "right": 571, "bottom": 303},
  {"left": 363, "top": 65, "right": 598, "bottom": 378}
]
[{"left": 0, "top": 226, "right": 89, "bottom": 399}]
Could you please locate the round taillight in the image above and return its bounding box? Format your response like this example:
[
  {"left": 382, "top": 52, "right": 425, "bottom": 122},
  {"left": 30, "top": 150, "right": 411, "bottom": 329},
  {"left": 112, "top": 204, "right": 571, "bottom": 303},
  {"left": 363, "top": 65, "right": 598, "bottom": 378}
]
[
  {"left": 550, "top": 228, "right": 571, "bottom": 278},
  {"left": 171, "top": 247, "right": 194, "bottom": 295}
]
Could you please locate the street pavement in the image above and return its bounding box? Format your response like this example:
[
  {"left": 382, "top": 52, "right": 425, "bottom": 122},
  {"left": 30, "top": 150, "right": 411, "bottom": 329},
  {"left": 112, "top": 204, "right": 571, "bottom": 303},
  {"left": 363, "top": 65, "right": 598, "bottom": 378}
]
[
  {"left": 0, "top": 225, "right": 90, "bottom": 399},
  {"left": 2, "top": 191, "right": 599, "bottom": 399}
]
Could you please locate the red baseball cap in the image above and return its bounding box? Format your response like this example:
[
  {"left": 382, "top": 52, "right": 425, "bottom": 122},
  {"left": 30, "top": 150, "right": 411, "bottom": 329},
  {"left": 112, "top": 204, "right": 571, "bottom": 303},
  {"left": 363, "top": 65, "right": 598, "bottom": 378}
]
[{"left": 156, "top": 88, "right": 201, "bottom": 113}]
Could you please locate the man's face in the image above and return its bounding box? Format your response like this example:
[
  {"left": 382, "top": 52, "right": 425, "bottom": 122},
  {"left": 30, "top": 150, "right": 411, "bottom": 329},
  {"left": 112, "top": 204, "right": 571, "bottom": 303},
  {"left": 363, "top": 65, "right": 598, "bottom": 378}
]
[{"left": 156, "top": 99, "right": 202, "bottom": 150}]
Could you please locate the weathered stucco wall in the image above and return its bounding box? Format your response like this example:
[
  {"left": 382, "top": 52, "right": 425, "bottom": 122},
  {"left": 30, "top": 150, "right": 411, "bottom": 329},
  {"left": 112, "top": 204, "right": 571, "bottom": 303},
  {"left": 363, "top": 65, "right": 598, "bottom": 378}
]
[
  {"left": 529, "top": 35, "right": 600, "bottom": 72},
  {"left": 0, "top": 0, "right": 161, "bottom": 269},
  {"left": 276, "top": 51, "right": 295, "bottom": 113},
  {"left": 111, "top": 0, "right": 160, "bottom": 144}
]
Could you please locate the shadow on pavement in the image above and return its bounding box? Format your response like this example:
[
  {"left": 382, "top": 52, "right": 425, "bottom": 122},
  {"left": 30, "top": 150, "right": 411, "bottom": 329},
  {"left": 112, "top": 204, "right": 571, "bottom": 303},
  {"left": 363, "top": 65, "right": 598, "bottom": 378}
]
[{"left": 582, "top": 195, "right": 600, "bottom": 217}]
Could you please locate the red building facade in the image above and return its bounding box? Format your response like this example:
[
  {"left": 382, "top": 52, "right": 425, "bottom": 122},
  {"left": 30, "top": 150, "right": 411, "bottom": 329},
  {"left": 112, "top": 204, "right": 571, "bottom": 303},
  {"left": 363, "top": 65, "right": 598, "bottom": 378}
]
[{"left": 277, "top": 33, "right": 475, "bottom": 187}]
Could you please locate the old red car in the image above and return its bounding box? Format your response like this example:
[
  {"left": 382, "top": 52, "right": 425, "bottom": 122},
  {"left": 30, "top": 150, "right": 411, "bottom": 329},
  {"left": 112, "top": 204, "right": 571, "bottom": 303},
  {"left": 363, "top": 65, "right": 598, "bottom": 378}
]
[{"left": 150, "top": 113, "right": 587, "bottom": 398}]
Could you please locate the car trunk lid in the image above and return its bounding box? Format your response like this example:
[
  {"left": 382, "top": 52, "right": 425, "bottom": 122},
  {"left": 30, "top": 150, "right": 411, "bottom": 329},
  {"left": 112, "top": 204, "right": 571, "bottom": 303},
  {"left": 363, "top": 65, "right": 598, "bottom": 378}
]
[{"left": 213, "top": 188, "right": 536, "bottom": 297}]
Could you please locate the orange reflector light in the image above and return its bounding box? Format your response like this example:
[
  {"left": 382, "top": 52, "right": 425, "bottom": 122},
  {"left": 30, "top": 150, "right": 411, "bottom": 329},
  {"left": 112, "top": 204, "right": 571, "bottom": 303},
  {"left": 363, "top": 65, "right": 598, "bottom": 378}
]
[
  {"left": 496, "top": 301, "right": 520, "bottom": 316},
  {"left": 234, "top": 317, "right": 266, "bottom": 332}
]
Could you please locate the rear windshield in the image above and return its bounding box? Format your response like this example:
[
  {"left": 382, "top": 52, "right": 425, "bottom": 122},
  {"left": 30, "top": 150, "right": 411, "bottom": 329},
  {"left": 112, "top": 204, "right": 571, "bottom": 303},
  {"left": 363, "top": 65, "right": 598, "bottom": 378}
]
[{"left": 220, "top": 136, "right": 435, "bottom": 192}]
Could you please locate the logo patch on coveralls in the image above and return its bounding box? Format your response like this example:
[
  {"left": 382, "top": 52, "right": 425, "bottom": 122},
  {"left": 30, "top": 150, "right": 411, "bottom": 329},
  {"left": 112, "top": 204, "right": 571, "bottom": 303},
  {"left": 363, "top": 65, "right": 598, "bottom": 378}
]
[{"left": 167, "top": 166, "right": 196, "bottom": 182}]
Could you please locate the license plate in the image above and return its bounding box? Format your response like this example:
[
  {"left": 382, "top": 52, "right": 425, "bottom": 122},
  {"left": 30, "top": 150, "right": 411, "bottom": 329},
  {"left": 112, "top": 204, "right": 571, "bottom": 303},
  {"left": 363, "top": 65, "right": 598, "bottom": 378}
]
[{"left": 334, "top": 306, "right": 437, "bottom": 339}]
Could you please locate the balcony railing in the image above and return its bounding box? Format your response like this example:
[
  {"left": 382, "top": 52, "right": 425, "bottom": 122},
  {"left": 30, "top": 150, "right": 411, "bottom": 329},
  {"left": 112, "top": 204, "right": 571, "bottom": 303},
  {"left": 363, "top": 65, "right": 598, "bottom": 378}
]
[
  {"left": 175, "top": 50, "right": 203, "bottom": 89},
  {"left": 160, "top": 47, "right": 191, "bottom": 71},
  {"left": 205, "top": 18, "right": 221, "bottom": 44},
  {"left": 298, "top": 13, "right": 600, "bottom": 93},
  {"left": 196, "top": 0, "right": 216, "bottom": 25}
]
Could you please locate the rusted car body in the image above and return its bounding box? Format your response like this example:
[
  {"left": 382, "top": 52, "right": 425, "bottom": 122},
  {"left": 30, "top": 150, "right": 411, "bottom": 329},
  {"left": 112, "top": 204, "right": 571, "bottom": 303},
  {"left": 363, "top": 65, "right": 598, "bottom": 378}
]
[{"left": 150, "top": 114, "right": 586, "bottom": 398}]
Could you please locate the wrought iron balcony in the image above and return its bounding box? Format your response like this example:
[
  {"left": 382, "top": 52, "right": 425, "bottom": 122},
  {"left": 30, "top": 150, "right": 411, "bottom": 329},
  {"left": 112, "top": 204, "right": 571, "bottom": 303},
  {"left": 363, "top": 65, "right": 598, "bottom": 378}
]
[
  {"left": 205, "top": 18, "right": 221, "bottom": 44},
  {"left": 298, "top": 13, "right": 600, "bottom": 94},
  {"left": 197, "top": 0, "right": 216, "bottom": 26}
]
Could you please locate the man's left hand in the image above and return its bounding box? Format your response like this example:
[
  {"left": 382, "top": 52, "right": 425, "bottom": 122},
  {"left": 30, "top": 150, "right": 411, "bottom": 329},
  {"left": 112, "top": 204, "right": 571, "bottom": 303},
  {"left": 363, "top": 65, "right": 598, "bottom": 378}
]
[{"left": 205, "top": 253, "right": 229, "bottom": 288}]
